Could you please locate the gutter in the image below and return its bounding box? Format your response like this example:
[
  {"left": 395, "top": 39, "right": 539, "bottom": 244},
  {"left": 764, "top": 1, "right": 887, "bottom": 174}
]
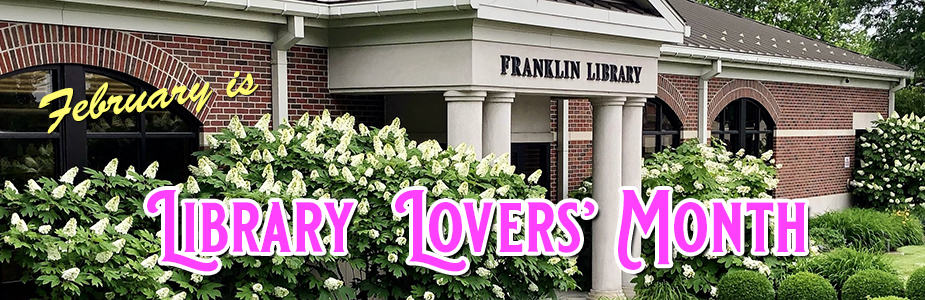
[
  {"left": 662, "top": 44, "right": 915, "bottom": 79},
  {"left": 889, "top": 78, "right": 907, "bottom": 116},
  {"left": 158, "top": 0, "right": 477, "bottom": 19},
  {"left": 698, "top": 59, "right": 721, "bottom": 144},
  {"left": 271, "top": 15, "right": 305, "bottom": 128}
]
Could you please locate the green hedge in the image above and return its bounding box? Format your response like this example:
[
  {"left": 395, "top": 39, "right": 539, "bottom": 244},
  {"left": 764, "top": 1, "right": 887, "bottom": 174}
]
[
  {"left": 809, "top": 208, "right": 923, "bottom": 252},
  {"left": 841, "top": 270, "right": 905, "bottom": 300},
  {"left": 908, "top": 267, "right": 925, "bottom": 300},
  {"left": 794, "top": 247, "right": 895, "bottom": 290},
  {"left": 716, "top": 271, "right": 775, "bottom": 300},
  {"left": 777, "top": 272, "right": 836, "bottom": 300}
]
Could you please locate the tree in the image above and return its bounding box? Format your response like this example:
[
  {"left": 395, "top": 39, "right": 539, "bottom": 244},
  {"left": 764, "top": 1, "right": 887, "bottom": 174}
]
[{"left": 695, "top": 0, "right": 872, "bottom": 54}]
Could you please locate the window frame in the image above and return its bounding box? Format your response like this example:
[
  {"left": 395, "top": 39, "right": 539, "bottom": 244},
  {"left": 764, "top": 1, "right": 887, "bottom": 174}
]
[
  {"left": 0, "top": 64, "right": 201, "bottom": 181},
  {"left": 711, "top": 98, "right": 775, "bottom": 156},
  {"left": 642, "top": 97, "right": 682, "bottom": 156}
]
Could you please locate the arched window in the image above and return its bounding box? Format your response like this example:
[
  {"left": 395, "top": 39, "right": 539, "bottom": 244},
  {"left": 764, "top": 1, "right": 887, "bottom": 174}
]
[
  {"left": 0, "top": 65, "right": 200, "bottom": 185},
  {"left": 643, "top": 98, "right": 681, "bottom": 157},
  {"left": 711, "top": 98, "right": 775, "bottom": 156}
]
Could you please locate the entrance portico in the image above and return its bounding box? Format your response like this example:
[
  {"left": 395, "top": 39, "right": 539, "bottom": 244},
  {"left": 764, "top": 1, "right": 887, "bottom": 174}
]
[{"left": 327, "top": 1, "right": 686, "bottom": 297}]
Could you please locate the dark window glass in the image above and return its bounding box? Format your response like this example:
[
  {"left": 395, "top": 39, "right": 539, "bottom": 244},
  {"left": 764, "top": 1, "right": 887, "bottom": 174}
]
[
  {"left": 86, "top": 73, "right": 140, "bottom": 132},
  {"left": 0, "top": 70, "right": 57, "bottom": 132},
  {"left": 643, "top": 98, "right": 681, "bottom": 157},
  {"left": 87, "top": 138, "right": 140, "bottom": 171},
  {"left": 711, "top": 98, "right": 775, "bottom": 156},
  {"left": 0, "top": 139, "right": 57, "bottom": 185}
]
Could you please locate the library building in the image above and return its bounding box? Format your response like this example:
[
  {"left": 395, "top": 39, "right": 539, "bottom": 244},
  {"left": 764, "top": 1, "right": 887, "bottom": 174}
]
[{"left": 0, "top": 0, "right": 913, "bottom": 297}]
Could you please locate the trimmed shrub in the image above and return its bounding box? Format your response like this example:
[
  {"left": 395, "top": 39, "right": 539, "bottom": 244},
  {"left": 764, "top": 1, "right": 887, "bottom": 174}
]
[
  {"left": 777, "top": 272, "right": 837, "bottom": 300},
  {"left": 795, "top": 247, "right": 895, "bottom": 290},
  {"left": 908, "top": 267, "right": 925, "bottom": 300},
  {"left": 716, "top": 271, "right": 775, "bottom": 300},
  {"left": 871, "top": 297, "right": 910, "bottom": 300},
  {"left": 842, "top": 269, "right": 906, "bottom": 300},
  {"left": 809, "top": 208, "right": 923, "bottom": 252},
  {"left": 853, "top": 114, "right": 925, "bottom": 209},
  {"left": 809, "top": 227, "right": 846, "bottom": 251}
]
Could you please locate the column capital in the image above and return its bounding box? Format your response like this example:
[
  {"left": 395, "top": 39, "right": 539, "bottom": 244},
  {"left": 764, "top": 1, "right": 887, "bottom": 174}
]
[
  {"left": 590, "top": 96, "right": 627, "bottom": 107},
  {"left": 444, "top": 90, "right": 487, "bottom": 102},
  {"left": 625, "top": 96, "right": 648, "bottom": 107},
  {"left": 485, "top": 92, "right": 515, "bottom": 103}
]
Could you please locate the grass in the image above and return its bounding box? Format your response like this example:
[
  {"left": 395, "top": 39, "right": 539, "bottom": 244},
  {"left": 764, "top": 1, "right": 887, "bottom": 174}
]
[{"left": 888, "top": 245, "right": 925, "bottom": 281}]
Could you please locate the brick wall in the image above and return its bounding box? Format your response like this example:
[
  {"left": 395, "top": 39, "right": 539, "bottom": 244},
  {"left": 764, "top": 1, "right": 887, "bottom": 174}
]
[
  {"left": 0, "top": 21, "right": 384, "bottom": 134},
  {"left": 558, "top": 74, "right": 889, "bottom": 200}
]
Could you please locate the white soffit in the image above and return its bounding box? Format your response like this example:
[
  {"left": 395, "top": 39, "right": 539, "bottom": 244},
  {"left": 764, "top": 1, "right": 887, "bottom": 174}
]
[{"left": 473, "top": 0, "right": 685, "bottom": 44}]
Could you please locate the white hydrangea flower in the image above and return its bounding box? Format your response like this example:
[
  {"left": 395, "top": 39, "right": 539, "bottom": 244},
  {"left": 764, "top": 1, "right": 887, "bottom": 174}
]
[
  {"left": 250, "top": 293, "right": 258, "bottom": 300},
  {"left": 273, "top": 287, "right": 289, "bottom": 298},
  {"left": 104, "top": 196, "right": 120, "bottom": 212},
  {"left": 60, "top": 218, "right": 77, "bottom": 238},
  {"left": 228, "top": 116, "right": 247, "bottom": 139},
  {"left": 711, "top": 286, "right": 717, "bottom": 297},
  {"left": 89, "top": 218, "right": 109, "bottom": 235},
  {"left": 104, "top": 159, "right": 119, "bottom": 177},
  {"left": 156, "top": 287, "right": 170, "bottom": 298},
  {"left": 491, "top": 285, "right": 504, "bottom": 299},
  {"left": 406, "top": 296, "right": 414, "bottom": 300},
  {"left": 60, "top": 167, "right": 78, "bottom": 184},
  {"left": 46, "top": 246, "right": 61, "bottom": 261},
  {"left": 51, "top": 185, "right": 67, "bottom": 199},
  {"left": 423, "top": 291, "right": 435, "bottom": 300},
  {"left": 476, "top": 267, "right": 490, "bottom": 277},
  {"left": 229, "top": 139, "right": 243, "bottom": 155},
  {"left": 496, "top": 185, "right": 510, "bottom": 197},
  {"left": 644, "top": 274, "right": 654, "bottom": 286},
  {"left": 141, "top": 254, "right": 158, "bottom": 268},
  {"left": 736, "top": 186, "right": 751, "bottom": 194},
  {"left": 61, "top": 267, "right": 80, "bottom": 281},
  {"left": 26, "top": 179, "right": 41, "bottom": 195},
  {"left": 681, "top": 264, "right": 695, "bottom": 278},
  {"left": 102, "top": 240, "right": 124, "bottom": 256},
  {"left": 190, "top": 274, "right": 203, "bottom": 283},
  {"left": 548, "top": 257, "right": 561, "bottom": 265},
  {"left": 358, "top": 200, "right": 370, "bottom": 215},
  {"left": 277, "top": 144, "right": 288, "bottom": 157},
  {"left": 38, "top": 225, "right": 51, "bottom": 234},
  {"left": 388, "top": 253, "right": 398, "bottom": 263},
  {"left": 323, "top": 278, "right": 343, "bottom": 290},
  {"left": 115, "top": 216, "right": 133, "bottom": 235},
  {"left": 171, "top": 292, "right": 187, "bottom": 300},
  {"left": 368, "top": 229, "right": 379, "bottom": 239},
  {"left": 436, "top": 277, "right": 448, "bottom": 286},
  {"left": 252, "top": 283, "right": 263, "bottom": 292},
  {"left": 343, "top": 167, "right": 356, "bottom": 183},
  {"left": 396, "top": 237, "right": 406, "bottom": 245},
  {"left": 528, "top": 282, "right": 539, "bottom": 292},
  {"left": 157, "top": 270, "right": 173, "bottom": 283},
  {"left": 457, "top": 182, "right": 469, "bottom": 196},
  {"left": 262, "top": 149, "right": 275, "bottom": 163},
  {"left": 143, "top": 161, "right": 159, "bottom": 179}
]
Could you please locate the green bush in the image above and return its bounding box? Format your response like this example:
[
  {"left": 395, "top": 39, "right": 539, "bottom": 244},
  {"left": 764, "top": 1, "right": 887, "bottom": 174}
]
[
  {"left": 809, "top": 227, "right": 846, "bottom": 251},
  {"left": 1, "top": 112, "right": 573, "bottom": 299},
  {"left": 716, "top": 271, "right": 775, "bottom": 300},
  {"left": 842, "top": 269, "right": 905, "bottom": 300},
  {"left": 580, "top": 140, "right": 788, "bottom": 299},
  {"left": 908, "top": 267, "right": 925, "bottom": 300},
  {"left": 853, "top": 114, "right": 925, "bottom": 209},
  {"left": 871, "top": 297, "right": 911, "bottom": 300},
  {"left": 777, "top": 272, "right": 837, "bottom": 300},
  {"left": 633, "top": 281, "right": 698, "bottom": 300},
  {"left": 795, "top": 247, "right": 895, "bottom": 290},
  {"left": 809, "top": 208, "right": 924, "bottom": 252}
]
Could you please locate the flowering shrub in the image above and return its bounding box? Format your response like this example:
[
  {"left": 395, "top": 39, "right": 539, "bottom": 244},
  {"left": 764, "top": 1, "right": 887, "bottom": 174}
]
[
  {"left": 182, "top": 111, "right": 574, "bottom": 300},
  {"left": 852, "top": 113, "right": 925, "bottom": 209},
  {"left": 2, "top": 111, "right": 574, "bottom": 299},
  {"left": 1, "top": 163, "right": 188, "bottom": 299},
  {"left": 572, "top": 140, "right": 790, "bottom": 299}
]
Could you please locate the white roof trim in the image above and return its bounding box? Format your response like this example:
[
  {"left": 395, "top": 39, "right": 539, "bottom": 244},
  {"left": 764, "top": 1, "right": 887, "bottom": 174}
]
[{"left": 661, "top": 44, "right": 914, "bottom": 79}]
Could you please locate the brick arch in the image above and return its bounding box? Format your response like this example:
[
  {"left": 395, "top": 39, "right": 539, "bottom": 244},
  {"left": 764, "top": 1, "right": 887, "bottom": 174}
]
[
  {"left": 657, "top": 75, "right": 691, "bottom": 125},
  {"left": 0, "top": 23, "right": 216, "bottom": 123},
  {"left": 708, "top": 79, "right": 781, "bottom": 124}
]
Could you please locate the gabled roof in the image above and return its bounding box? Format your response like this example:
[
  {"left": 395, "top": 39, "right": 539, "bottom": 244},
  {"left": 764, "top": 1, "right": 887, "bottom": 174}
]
[{"left": 665, "top": 0, "right": 904, "bottom": 70}]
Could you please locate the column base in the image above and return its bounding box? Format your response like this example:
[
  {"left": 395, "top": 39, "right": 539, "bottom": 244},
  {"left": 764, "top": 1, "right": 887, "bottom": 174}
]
[{"left": 587, "top": 290, "right": 628, "bottom": 300}]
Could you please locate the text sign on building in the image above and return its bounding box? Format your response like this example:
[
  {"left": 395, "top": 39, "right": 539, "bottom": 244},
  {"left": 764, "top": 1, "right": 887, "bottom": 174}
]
[{"left": 500, "top": 55, "right": 643, "bottom": 83}]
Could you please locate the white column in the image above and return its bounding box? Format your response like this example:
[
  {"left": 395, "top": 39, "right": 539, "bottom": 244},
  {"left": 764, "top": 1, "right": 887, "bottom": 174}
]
[
  {"left": 557, "top": 98, "right": 570, "bottom": 201},
  {"left": 483, "top": 92, "right": 515, "bottom": 161},
  {"left": 445, "top": 91, "right": 486, "bottom": 158},
  {"left": 620, "top": 97, "right": 646, "bottom": 297},
  {"left": 588, "top": 96, "right": 626, "bottom": 300}
]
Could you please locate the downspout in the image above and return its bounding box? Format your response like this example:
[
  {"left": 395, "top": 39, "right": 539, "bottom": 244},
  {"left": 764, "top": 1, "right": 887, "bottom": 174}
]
[
  {"left": 557, "top": 99, "right": 569, "bottom": 200},
  {"left": 271, "top": 16, "right": 305, "bottom": 128},
  {"left": 888, "top": 78, "right": 906, "bottom": 116},
  {"left": 698, "top": 59, "right": 722, "bottom": 144}
]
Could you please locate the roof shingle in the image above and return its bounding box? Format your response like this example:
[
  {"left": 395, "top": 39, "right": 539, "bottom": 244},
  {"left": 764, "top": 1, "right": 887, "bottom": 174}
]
[{"left": 666, "top": 0, "right": 903, "bottom": 70}]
